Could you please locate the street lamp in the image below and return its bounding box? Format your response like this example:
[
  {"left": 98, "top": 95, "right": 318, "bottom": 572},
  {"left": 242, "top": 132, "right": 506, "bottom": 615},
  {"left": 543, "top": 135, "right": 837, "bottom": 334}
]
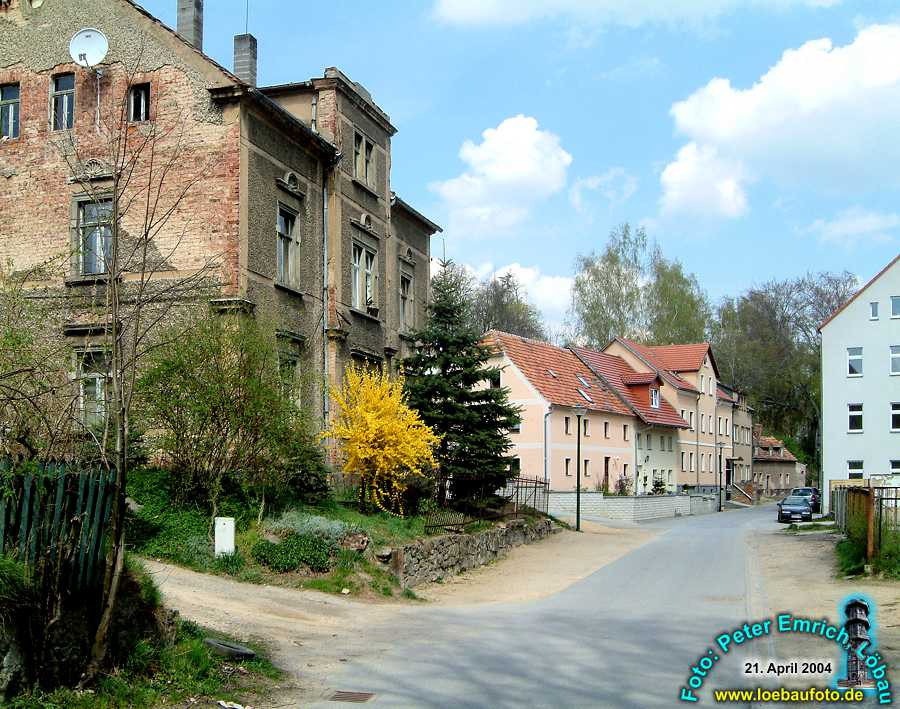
[{"left": 573, "top": 405, "right": 587, "bottom": 531}]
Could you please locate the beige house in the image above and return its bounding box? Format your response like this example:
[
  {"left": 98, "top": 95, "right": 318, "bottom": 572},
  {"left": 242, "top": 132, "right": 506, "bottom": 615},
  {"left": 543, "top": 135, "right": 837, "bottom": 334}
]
[
  {"left": 753, "top": 433, "right": 805, "bottom": 493},
  {"left": 484, "top": 332, "right": 636, "bottom": 492},
  {"left": 603, "top": 339, "right": 752, "bottom": 494}
]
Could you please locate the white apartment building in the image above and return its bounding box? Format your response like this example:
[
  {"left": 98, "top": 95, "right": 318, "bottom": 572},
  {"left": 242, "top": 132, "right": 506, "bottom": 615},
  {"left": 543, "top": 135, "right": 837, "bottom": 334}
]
[{"left": 819, "top": 254, "right": 900, "bottom": 513}]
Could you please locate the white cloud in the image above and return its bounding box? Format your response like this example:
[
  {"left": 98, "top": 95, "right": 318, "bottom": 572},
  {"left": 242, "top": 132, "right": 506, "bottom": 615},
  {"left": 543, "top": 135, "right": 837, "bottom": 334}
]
[
  {"left": 570, "top": 168, "right": 638, "bottom": 213},
  {"left": 660, "top": 24, "right": 900, "bottom": 219},
  {"left": 433, "top": 0, "right": 840, "bottom": 28},
  {"left": 430, "top": 115, "right": 572, "bottom": 237},
  {"left": 803, "top": 207, "right": 900, "bottom": 245},
  {"left": 468, "top": 261, "right": 574, "bottom": 329},
  {"left": 660, "top": 143, "right": 748, "bottom": 218}
]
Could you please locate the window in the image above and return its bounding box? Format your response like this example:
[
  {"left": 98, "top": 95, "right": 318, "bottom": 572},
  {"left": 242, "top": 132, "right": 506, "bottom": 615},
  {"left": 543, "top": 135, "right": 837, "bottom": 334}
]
[
  {"left": 667, "top": 436, "right": 673, "bottom": 452},
  {"left": 578, "top": 388, "right": 593, "bottom": 403},
  {"left": 351, "top": 243, "right": 377, "bottom": 309},
  {"left": 276, "top": 207, "right": 297, "bottom": 286},
  {"left": 650, "top": 388, "right": 660, "bottom": 408},
  {"left": 583, "top": 418, "right": 590, "bottom": 437},
  {"left": 623, "top": 424, "right": 629, "bottom": 441},
  {"left": 353, "top": 132, "right": 375, "bottom": 185},
  {"left": 564, "top": 416, "right": 571, "bottom": 435},
  {"left": 584, "top": 459, "right": 590, "bottom": 477},
  {"left": 637, "top": 433, "right": 642, "bottom": 449},
  {"left": 0, "top": 83, "right": 19, "bottom": 139},
  {"left": 681, "top": 409, "right": 686, "bottom": 422},
  {"left": 681, "top": 452, "right": 686, "bottom": 471},
  {"left": 603, "top": 421, "right": 609, "bottom": 438},
  {"left": 848, "top": 403, "right": 863, "bottom": 432},
  {"left": 847, "top": 347, "right": 863, "bottom": 376},
  {"left": 51, "top": 73, "right": 75, "bottom": 131},
  {"left": 488, "top": 371, "right": 501, "bottom": 389},
  {"left": 893, "top": 296, "right": 900, "bottom": 318},
  {"left": 870, "top": 302, "right": 879, "bottom": 320},
  {"left": 310, "top": 94, "right": 318, "bottom": 133},
  {"left": 577, "top": 374, "right": 592, "bottom": 388},
  {"left": 78, "top": 351, "right": 108, "bottom": 428},
  {"left": 399, "top": 272, "right": 413, "bottom": 330},
  {"left": 700, "top": 414, "right": 705, "bottom": 433},
  {"left": 565, "top": 457, "right": 572, "bottom": 477},
  {"left": 689, "top": 411, "right": 695, "bottom": 430},
  {"left": 892, "top": 345, "right": 900, "bottom": 375},
  {"left": 892, "top": 460, "right": 900, "bottom": 475},
  {"left": 700, "top": 374, "right": 705, "bottom": 392},
  {"left": 129, "top": 83, "right": 150, "bottom": 122},
  {"left": 892, "top": 403, "right": 900, "bottom": 432},
  {"left": 700, "top": 454, "right": 705, "bottom": 472},
  {"left": 647, "top": 435, "right": 652, "bottom": 451},
  {"left": 689, "top": 452, "right": 695, "bottom": 472},
  {"left": 848, "top": 460, "right": 863, "bottom": 480},
  {"left": 78, "top": 198, "right": 112, "bottom": 275},
  {"left": 660, "top": 435, "right": 665, "bottom": 450}
]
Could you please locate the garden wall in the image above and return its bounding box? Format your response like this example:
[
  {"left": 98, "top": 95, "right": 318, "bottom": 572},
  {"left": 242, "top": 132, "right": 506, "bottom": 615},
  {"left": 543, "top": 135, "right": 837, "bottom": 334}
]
[
  {"left": 548, "top": 493, "right": 718, "bottom": 521},
  {"left": 388, "top": 518, "right": 557, "bottom": 588}
]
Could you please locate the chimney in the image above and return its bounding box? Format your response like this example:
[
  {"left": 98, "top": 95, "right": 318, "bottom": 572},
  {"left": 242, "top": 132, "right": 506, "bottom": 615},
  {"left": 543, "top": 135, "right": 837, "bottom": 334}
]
[
  {"left": 233, "top": 33, "right": 258, "bottom": 87},
  {"left": 177, "top": 0, "right": 203, "bottom": 51}
]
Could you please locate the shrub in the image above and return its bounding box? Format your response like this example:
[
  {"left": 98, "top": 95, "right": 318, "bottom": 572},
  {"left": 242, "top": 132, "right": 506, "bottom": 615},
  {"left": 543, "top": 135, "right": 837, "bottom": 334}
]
[
  {"left": 836, "top": 537, "right": 866, "bottom": 576},
  {"left": 251, "top": 533, "right": 331, "bottom": 573},
  {"left": 264, "top": 510, "right": 359, "bottom": 548},
  {"left": 212, "top": 551, "right": 246, "bottom": 576}
]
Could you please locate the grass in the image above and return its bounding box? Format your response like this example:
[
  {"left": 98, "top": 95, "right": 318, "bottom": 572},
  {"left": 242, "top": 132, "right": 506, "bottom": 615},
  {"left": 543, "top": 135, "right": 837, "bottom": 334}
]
[
  {"left": 786, "top": 522, "right": 838, "bottom": 533},
  {"left": 7, "top": 620, "right": 281, "bottom": 709}
]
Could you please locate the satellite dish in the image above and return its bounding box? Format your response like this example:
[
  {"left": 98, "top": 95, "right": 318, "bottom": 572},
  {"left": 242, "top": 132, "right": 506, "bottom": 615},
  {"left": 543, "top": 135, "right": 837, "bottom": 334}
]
[{"left": 69, "top": 28, "right": 109, "bottom": 69}]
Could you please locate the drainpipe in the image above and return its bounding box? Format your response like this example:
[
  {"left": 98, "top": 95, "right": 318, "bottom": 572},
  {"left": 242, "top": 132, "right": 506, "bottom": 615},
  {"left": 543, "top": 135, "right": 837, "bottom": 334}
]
[
  {"left": 695, "top": 393, "right": 701, "bottom": 490},
  {"left": 321, "top": 175, "right": 330, "bottom": 424},
  {"left": 543, "top": 405, "right": 552, "bottom": 486}
]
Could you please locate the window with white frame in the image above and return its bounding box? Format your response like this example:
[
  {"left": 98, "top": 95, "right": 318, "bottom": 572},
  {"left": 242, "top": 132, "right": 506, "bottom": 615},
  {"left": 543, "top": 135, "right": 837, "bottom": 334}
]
[
  {"left": 351, "top": 242, "right": 377, "bottom": 310},
  {"left": 848, "top": 460, "right": 864, "bottom": 479},
  {"left": 689, "top": 452, "right": 695, "bottom": 472},
  {"left": 700, "top": 374, "right": 705, "bottom": 392},
  {"left": 564, "top": 416, "right": 571, "bottom": 435},
  {"left": 51, "top": 73, "right": 75, "bottom": 131},
  {"left": 681, "top": 452, "right": 686, "bottom": 471},
  {"left": 623, "top": 424, "right": 629, "bottom": 441},
  {"left": 892, "top": 403, "right": 900, "bottom": 432},
  {"left": 647, "top": 434, "right": 652, "bottom": 451},
  {"left": 848, "top": 403, "right": 863, "bottom": 432},
  {"left": 276, "top": 206, "right": 297, "bottom": 286},
  {"left": 681, "top": 408, "right": 686, "bottom": 422},
  {"left": 700, "top": 413, "right": 705, "bottom": 433},
  {"left": 689, "top": 411, "right": 695, "bottom": 430},
  {"left": 603, "top": 421, "right": 609, "bottom": 438},
  {"left": 78, "top": 198, "right": 112, "bottom": 275},
  {"left": 893, "top": 296, "right": 900, "bottom": 318},
  {"left": 637, "top": 433, "right": 642, "bottom": 449},
  {"left": 659, "top": 434, "right": 665, "bottom": 449},
  {"left": 129, "top": 83, "right": 151, "bottom": 122},
  {"left": 78, "top": 350, "right": 108, "bottom": 428},
  {"left": 847, "top": 347, "right": 863, "bottom": 376},
  {"left": 891, "top": 345, "right": 900, "bottom": 375},
  {"left": 399, "top": 272, "right": 413, "bottom": 330},
  {"left": 583, "top": 417, "right": 590, "bottom": 437},
  {"left": 565, "top": 457, "right": 572, "bottom": 476},
  {"left": 870, "top": 302, "right": 879, "bottom": 320},
  {"left": 584, "top": 459, "right": 590, "bottom": 477},
  {"left": 668, "top": 436, "right": 673, "bottom": 452},
  {"left": 650, "top": 387, "right": 660, "bottom": 408},
  {"left": 892, "top": 460, "right": 900, "bottom": 475},
  {"left": 0, "top": 83, "right": 19, "bottom": 139}
]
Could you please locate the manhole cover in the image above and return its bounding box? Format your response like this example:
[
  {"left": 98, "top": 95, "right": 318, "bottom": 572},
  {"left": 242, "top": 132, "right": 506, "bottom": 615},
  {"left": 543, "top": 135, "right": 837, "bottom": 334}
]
[{"left": 329, "top": 691, "right": 375, "bottom": 703}]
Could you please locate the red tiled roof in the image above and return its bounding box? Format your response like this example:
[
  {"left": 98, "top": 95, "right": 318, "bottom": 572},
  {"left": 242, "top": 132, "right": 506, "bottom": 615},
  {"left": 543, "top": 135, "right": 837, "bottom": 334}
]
[
  {"left": 717, "top": 387, "right": 736, "bottom": 404},
  {"left": 818, "top": 253, "right": 900, "bottom": 332},
  {"left": 612, "top": 338, "right": 700, "bottom": 393},
  {"left": 753, "top": 435, "right": 798, "bottom": 463},
  {"left": 484, "top": 332, "right": 632, "bottom": 416},
  {"left": 571, "top": 347, "right": 689, "bottom": 429}
]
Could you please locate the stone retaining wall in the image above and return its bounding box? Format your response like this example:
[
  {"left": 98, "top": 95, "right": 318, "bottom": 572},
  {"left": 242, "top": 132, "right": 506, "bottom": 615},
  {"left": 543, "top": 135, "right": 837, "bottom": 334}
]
[
  {"left": 548, "top": 492, "right": 718, "bottom": 521},
  {"left": 388, "top": 518, "right": 558, "bottom": 588}
]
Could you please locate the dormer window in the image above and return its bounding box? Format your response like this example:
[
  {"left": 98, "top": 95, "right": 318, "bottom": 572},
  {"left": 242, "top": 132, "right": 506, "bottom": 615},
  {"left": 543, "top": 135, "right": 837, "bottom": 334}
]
[
  {"left": 578, "top": 388, "right": 593, "bottom": 404},
  {"left": 650, "top": 388, "right": 660, "bottom": 408},
  {"left": 577, "top": 374, "right": 591, "bottom": 388}
]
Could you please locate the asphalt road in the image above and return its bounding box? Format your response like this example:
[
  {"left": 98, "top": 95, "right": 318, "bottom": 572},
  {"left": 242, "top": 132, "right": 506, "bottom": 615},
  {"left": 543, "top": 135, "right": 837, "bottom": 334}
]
[{"left": 311, "top": 505, "right": 781, "bottom": 708}]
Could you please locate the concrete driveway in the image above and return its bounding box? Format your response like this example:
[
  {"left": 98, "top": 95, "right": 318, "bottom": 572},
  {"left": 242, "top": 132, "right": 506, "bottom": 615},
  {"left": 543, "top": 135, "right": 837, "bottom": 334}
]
[{"left": 307, "top": 505, "right": 779, "bottom": 708}]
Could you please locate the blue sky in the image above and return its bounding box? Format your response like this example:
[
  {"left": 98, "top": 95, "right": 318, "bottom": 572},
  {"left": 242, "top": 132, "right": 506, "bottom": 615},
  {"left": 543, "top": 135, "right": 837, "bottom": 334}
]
[{"left": 140, "top": 0, "right": 900, "bottom": 329}]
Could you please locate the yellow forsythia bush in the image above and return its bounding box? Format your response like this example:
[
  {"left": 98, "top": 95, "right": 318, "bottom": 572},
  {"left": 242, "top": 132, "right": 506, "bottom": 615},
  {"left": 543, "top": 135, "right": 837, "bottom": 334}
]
[{"left": 324, "top": 365, "right": 440, "bottom": 516}]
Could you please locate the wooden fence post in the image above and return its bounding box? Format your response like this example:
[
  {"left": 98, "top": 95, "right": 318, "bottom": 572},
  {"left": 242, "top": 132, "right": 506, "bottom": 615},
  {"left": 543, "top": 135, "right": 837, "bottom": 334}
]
[{"left": 866, "top": 490, "right": 875, "bottom": 562}]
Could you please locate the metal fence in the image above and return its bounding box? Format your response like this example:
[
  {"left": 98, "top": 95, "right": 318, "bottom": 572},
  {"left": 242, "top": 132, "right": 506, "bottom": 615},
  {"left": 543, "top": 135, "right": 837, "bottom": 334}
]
[
  {"left": 0, "top": 462, "right": 116, "bottom": 593},
  {"left": 833, "top": 485, "right": 900, "bottom": 560},
  {"left": 425, "top": 475, "right": 549, "bottom": 533}
]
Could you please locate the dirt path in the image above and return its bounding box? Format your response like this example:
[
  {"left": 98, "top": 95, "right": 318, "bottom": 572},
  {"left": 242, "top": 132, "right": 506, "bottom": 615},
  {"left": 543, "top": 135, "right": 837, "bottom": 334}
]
[
  {"left": 415, "top": 521, "right": 657, "bottom": 604},
  {"left": 144, "top": 520, "right": 657, "bottom": 706},
  {"left": 753, "top": 529, "right": 900, "bottom": 687}
]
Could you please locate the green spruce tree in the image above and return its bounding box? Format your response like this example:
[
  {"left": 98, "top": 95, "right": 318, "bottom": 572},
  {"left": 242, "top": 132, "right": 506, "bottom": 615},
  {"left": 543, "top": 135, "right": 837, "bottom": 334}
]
[{"left": 404, "top": 261, "right": 521, "bottom": 508}]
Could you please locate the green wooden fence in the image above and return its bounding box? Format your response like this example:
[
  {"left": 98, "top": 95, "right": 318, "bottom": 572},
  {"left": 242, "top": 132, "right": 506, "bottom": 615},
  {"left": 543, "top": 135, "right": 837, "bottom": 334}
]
[{"left": 0, "top": 462, "right": 116, "bottom": 593}]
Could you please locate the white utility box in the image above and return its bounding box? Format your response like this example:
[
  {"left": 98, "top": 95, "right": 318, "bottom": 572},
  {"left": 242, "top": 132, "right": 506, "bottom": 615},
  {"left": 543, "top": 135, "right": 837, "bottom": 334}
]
[{"left": 214, "top": 517, "right": 235, "bottom": 557}]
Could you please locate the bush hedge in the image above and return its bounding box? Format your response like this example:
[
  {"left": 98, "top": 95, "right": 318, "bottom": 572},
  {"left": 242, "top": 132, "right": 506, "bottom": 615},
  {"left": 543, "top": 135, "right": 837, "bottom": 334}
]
[{"left": 251, "top": 533, "right": 331, "bottom": 573}]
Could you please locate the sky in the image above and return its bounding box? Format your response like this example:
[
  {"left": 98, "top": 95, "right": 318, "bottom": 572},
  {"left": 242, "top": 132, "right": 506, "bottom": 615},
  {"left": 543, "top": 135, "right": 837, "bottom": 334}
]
[{"left": 139, "top": 0, "right": 900, "bottom": 330}]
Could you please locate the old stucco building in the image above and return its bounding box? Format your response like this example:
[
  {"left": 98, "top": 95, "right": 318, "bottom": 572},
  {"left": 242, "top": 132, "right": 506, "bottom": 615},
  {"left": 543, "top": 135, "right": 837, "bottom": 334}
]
[{"left": 0, "top": 0, "right": 439, "bottom": 427}]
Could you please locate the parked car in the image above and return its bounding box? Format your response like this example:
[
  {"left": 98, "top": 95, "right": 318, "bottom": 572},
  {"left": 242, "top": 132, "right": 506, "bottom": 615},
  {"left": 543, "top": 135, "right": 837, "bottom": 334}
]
[
  {"left": 790, "top": 487, "right": 820, "bottom": 513},
  {"left": 777, "top": 495, "right": 813, "bottom": 523}
]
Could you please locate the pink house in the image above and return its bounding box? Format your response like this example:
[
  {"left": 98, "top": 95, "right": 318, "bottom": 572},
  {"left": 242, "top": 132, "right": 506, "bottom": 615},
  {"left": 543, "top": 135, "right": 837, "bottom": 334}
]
[{"left": 484, "top": 331, "right": 637, "bottom": 492}]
